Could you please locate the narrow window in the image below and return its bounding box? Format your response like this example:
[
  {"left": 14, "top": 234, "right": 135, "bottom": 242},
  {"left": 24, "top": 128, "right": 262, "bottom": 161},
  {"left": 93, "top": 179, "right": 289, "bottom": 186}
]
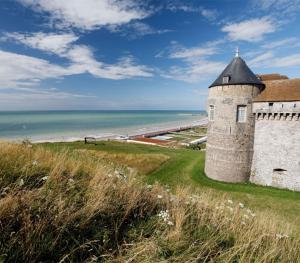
[
  {"left": 222, "top": 75, "right": 230, "bottom": 84},
  {"left": 209, "top": 105, "right": 215, "bottom": 122},
  {"left": 237, "top": 105, "right": 247, "bottom": 123},
  {"left": 269, "top": 102, "right": 274, "bottom": 109},
  {"left": 273, "top": 168, "right": 287, "bottom": 172}
]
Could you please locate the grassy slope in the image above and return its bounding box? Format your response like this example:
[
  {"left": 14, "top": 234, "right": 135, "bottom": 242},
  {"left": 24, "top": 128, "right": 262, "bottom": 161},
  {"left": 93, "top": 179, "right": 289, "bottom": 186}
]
[
  {"left": 43, "top": 141, "right": 300, "bottom": 232},
  {"left": 2, "top": 141, "right": 300, "bottom": 262}
]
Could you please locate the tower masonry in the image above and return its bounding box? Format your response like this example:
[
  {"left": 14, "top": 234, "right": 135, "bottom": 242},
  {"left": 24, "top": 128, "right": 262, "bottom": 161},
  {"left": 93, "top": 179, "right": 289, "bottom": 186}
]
[{"left": 205, "top": 52, "right": 264, "bottom": 183}]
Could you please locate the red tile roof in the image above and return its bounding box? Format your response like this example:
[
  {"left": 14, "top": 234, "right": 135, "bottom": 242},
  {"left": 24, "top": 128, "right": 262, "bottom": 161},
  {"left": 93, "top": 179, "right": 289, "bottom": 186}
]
[{"left": 254, "top": 78, "right": 300, "bottom": 102}]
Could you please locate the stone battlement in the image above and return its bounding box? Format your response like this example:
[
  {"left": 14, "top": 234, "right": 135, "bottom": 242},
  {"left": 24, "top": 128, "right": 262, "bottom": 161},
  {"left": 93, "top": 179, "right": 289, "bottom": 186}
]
[{"left": 254, "top": 111, "right": 300, "bottom": 121}]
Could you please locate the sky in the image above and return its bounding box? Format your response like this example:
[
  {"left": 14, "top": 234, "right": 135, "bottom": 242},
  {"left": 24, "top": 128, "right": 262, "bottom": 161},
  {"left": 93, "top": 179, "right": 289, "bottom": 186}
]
[{"left": 0, "top": 0, "right": 300, "bottom": 111}]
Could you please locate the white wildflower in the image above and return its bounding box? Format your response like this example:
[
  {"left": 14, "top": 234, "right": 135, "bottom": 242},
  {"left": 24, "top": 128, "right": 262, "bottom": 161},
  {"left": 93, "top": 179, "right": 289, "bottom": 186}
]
[
  {"left": 41, "top": 176, "right": 48, "bottom": 181},
  {"left": 19, "top": 179, "right": 24, "bottom": 187},
  {"left": 32, "top": 160, "right": 38, "bottom": 166},
  {"left": 275, "top": 233, "right": 289, "bottom": 239},
  {"left": 167, "top": 221, "right": 174, "bottom": 226},
  {"left": 68, "top": 178, "right": 75, "bottom": 184},
  {"left": 241, "top": 221, "right": 246, "bottom": 225},
  {"left": 246, "top": 208, "right": 252, "bottom": 214},
  {"left": 108, "top": 174, "right": 113, "bottom": 178},
  {"left": 147, "top": 184, "right": 152, "bottom": 189},
  {"left": 158, "top": 210, "right": 173, "bottom": 226},
  {"left": 157, "top": 195, "right": 163, "bottom": 199},
  {"left": 114, "top": 170, "right": 127, "bottom": 181},
  {"left": 239, "top": 202, "right": 244, "bottom": 208},
  {"left": 227, "top": 199, "right": 233, "bottom": 204}
]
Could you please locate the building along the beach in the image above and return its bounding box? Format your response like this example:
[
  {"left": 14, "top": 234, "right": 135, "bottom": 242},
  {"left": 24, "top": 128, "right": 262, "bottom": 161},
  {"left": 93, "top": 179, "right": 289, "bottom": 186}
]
[{"left": 205, "top": 50, "right": 300, "bottom": 191}]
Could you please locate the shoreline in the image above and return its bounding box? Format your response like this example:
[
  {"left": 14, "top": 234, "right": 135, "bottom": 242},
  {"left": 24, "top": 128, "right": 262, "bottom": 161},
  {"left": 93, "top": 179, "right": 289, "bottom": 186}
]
[{"left": 3, "top": 117, "right": 208, "bottom": 144}]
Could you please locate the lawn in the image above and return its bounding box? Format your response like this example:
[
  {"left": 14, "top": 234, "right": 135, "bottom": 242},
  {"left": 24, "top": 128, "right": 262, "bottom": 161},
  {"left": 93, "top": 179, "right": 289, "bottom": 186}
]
[{"left": 42, "top": 140, "right": 300, "bottom": 233}]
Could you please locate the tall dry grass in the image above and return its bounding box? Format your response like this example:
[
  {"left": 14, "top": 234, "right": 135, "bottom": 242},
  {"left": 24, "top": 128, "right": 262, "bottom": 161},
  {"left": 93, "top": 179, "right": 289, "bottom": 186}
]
[{"left": 0, "top": 142, "right": 299, "bottom": 262}]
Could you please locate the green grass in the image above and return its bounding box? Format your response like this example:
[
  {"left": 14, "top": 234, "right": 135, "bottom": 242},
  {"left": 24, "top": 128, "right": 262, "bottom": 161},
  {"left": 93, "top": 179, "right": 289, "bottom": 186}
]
[
  {"left": 41, "top": 140, "right": 300, "bottom": 232},
  {"left": 2, "top": 141, "right": 300, "bottom": 262}
]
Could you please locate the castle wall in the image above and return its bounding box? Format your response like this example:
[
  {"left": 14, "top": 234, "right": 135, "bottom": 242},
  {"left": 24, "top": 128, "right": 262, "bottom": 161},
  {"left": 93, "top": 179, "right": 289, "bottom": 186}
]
[
  {"left": 250, "top": 101, "right": 300, "bottom": 191},
  {"left": 205, "top": 85, "right": 261, "bottom": 183}
]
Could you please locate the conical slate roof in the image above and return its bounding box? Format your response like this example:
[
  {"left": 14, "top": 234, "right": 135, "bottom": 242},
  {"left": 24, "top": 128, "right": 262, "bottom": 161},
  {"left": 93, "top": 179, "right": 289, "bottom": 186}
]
[{"left": 209, "top": 56, "right": 264, "bottom": 89}]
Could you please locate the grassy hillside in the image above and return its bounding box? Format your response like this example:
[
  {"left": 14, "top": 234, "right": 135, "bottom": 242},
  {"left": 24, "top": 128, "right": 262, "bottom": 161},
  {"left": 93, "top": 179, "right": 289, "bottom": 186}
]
[
  {"left": 1, "top": 141, "right": 300, "bottom": 262},
  {"left": 44, "top": 141, "right": 300, "bottom": 232}
]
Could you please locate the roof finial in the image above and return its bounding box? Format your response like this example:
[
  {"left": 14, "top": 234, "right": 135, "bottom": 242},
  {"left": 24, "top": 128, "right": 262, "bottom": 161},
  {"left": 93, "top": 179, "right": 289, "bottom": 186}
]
[{"left": 235, "top": 47, "right": 240, "bottom": 58}]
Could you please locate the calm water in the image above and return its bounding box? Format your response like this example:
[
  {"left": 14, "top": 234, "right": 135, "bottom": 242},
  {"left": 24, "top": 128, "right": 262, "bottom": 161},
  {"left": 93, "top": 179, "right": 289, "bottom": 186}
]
[{"left": 0, "top": 110, "right": 206, "bottom": 141}]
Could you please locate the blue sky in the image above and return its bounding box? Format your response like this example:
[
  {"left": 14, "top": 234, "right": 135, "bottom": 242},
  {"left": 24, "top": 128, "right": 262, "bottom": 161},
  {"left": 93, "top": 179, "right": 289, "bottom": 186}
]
[{"left": 0, "top": 0, "right": 300, "bottom": 110}]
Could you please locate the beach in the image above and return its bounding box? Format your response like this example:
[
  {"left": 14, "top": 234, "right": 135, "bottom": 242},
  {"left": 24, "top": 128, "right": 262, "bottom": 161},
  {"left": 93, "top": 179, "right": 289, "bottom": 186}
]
[{"left": 0, "top": 110, "right": 207, "bottom": 143}]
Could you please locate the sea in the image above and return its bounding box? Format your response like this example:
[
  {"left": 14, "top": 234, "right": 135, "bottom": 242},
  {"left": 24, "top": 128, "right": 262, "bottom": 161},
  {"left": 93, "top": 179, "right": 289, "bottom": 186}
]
[{"left": 0, "top": 110, "right": 207, "bottom": 142}]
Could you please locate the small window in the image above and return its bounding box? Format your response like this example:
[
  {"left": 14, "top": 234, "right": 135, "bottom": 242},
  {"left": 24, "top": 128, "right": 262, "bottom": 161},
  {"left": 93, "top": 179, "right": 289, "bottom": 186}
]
[
  {"left": 223, "top": 75, "right": 230, "bottom": 84},
  {"left": 237, "top": 105, "right": 247, "bottom": 123},
  {"left": 209, "top": 105, "right": 215, "bottom": 121},
  {"left": 273, "top": 168, "right": 287, "bottom": 172},
  {"left": 269, "top": 102, "right": 274, "bottom": 108}
]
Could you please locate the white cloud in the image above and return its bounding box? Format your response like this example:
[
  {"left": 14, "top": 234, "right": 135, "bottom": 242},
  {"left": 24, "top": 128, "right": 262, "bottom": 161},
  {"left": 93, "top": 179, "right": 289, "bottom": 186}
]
[
  {"left": 166, "top": 3, "right": 196, "bottom": 12},
  {"left": 161, "top": 40, "right": 224, "bottom": 83},
  {"left": 166, "top": 2, "right": 218, "bottom": 21},
  {"left": 170, "top": 47, "right": 217, "bottom": 59},
  {"left": 253, "top": 0, "right": 300, "bottom": 15},
  {"left": 0, "top": 50, "right": 75, "bottom": 88},
  {"left": 3, "top": 32, "right": 79, "bottom": 55},
  {"left": 0, "top": 30, "right": 153, "bottom": 88},
  {"left": 0, "top": 47, "right": 153, "bottom": 88},
  {"left": 66, "top": 45, "right": 153, "bottom": 80},
  {"left": 128, "top": 22, "right": 172, "bottom": 36},
  {"left": 262, "top": 37, "right": 300, "bottom": 49},
  {"left": 248, "top": 51, "right": 300, "bottom": 68},
  {"left": 109, "top": 22, "right": 172, "bottom": 38},
  {"left": 222, "top": 17, "right": 276, "bottom": 42},
  {"left": 248, "top": 51, "right": 274, "bottom": 67},
  {"left": 0, "top": 88, "right": 96, "bottom": 110},
  {"left": 272, "top": 54, "right": 300, "bottom": 67},
  {"left": 163, "top": 60, "right": 225, "bottom": 83},
  {"left": 200, "top": 9, "right": 218, "bottom": 21},
  {"left": 18, "top": 0, "right": 149, "bottom": 30}
]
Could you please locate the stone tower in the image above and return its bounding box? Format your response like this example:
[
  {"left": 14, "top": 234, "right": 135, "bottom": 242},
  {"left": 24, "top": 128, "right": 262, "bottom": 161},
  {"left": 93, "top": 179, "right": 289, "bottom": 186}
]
[{"left": 205, "top": 50, "right": 265, "bottom": 183}]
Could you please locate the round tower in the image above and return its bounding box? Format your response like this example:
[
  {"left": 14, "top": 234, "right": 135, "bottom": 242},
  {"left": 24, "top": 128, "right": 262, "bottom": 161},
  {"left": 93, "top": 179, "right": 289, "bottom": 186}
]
[{"left": 205, "top": 50, "right": 265, "bottom": 183}]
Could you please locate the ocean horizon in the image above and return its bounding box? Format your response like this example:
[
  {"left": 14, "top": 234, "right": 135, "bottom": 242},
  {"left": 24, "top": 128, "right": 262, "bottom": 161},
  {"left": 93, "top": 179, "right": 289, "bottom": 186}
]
[{"left": 0, "top": 110, "right": 207, "bottom": 142}]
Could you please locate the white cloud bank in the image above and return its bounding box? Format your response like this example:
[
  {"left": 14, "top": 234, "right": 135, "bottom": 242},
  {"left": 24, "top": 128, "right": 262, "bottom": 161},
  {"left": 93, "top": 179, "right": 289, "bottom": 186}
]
[
  {"left": 253, "top": 0, "right": 300, "bottom": 16},
  {"left": 249, "top": 51, "right": 300, "bottom": 68},
  {"left": 163, "top": 60, "right": 225, "bottom": 83},
  {"left": 170, "top": 47, "right": 217, "bottom": 60},
  {"left": 0, "top": 50, "right": 73, "bottom": 88},
  {"left": 4, "top": 32, "right": 79, "bottom": 55},
  {"left": 162, "top": 42, "right": 225, "bottom": 83},
  {"left": 0, "top": 32, "right": 153, "bottom": 88},
  {"left": 18, "top": 0, "right": 149, "bottom": 30},
  {"left": 222, "top": 17, "right": 276, "bottom": 42}
]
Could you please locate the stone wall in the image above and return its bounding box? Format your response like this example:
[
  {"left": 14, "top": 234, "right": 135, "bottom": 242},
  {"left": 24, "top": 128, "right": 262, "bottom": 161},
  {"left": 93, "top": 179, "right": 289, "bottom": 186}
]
[
  {"left": 205, "top": 84, "right": 261, "bottom": 183},
  {"left": 250, "top": 101, "right": 300, "bottom": 191}
]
